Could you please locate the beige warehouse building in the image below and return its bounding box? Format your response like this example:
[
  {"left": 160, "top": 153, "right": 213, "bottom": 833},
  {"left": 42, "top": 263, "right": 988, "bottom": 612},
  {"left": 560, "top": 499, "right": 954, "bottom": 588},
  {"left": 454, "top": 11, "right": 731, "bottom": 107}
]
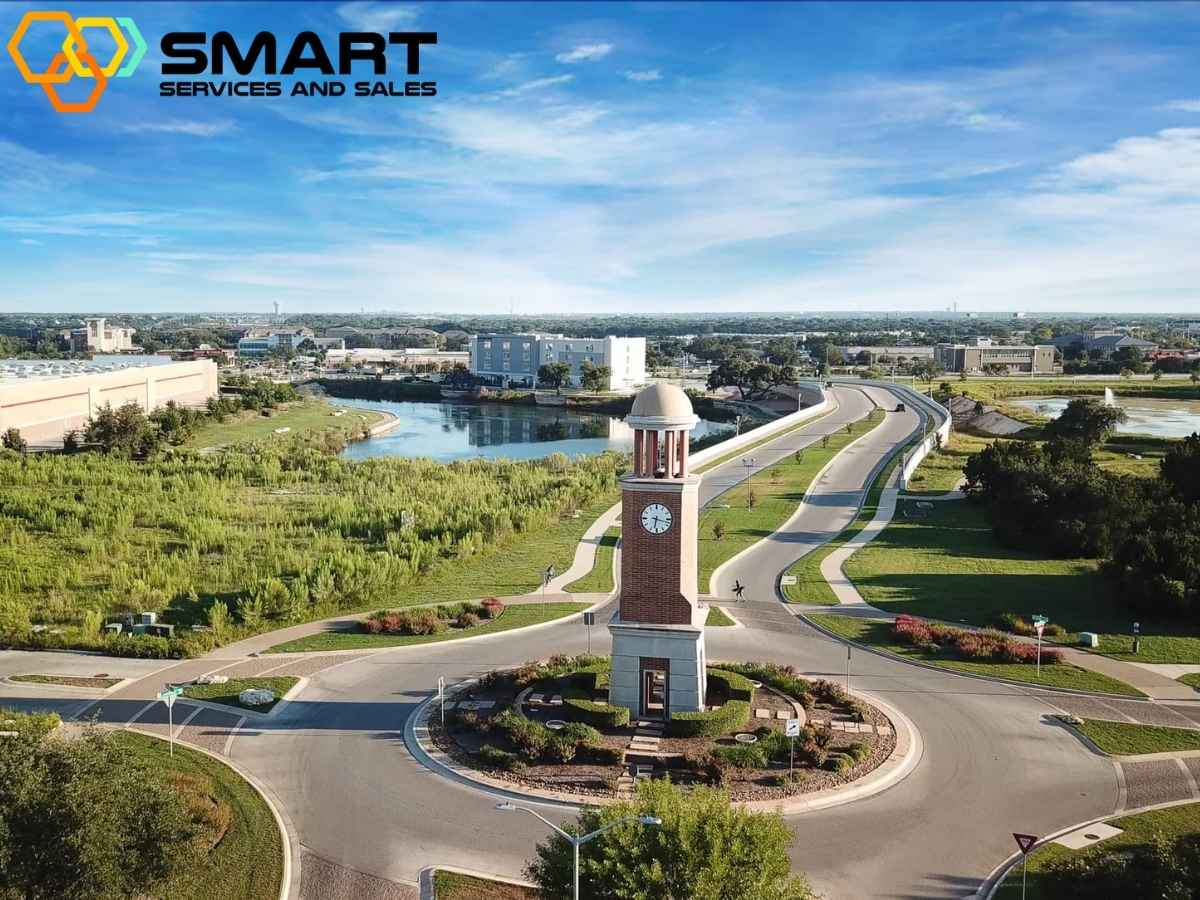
[{"left": 0, "top": 360, "right": 218, "bottom": 447}]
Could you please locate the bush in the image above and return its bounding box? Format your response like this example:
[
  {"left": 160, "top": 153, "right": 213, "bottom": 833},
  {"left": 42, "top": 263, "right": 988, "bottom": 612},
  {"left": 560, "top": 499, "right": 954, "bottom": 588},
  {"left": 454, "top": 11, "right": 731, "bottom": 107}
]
[
  {"left": 753, "top": 727, "right": 792, "bottom": 762},
  {"left": 824, "top": 752, "right": 854, "bottom": 775},
  {"left": 668, "top": 700, "right": 750, "bottom": 738},
  {"left": 561, "top": 722, "right": 603, "bottom": 748},
  {"left": 481, "top": 597, "right": 505, "bottom": 619},
  {"left": 796, "top": 739, "right": 826, "bottom": 768},
  {"left": 493, "top": 708, "right": 551, "bottom": 760},
  {"left": 713, "top": 743, "right": 768, "bottom": 769},
  {"left": 844, "top": 741, "right": 871, "bottom": 764},
  {"left": 720, "top": 661, "right": 812, "bottom": 704},
  {"left": 582, "top": 745, "right": 624, "bottom": 765},
  {"left": 478, "top": 744, "right": 526, "bottom": 772},
  {"left": 456, "top": 611, "right": 481, "bottom": 628},
  {"left": 546, "top": 734, "right": 578, "bottom": 763},
  {"left": 708, "top": 668, "right": 755, "bottom": 702},
  {"left": 564, "top": 697, "right": 630, "bottom": 729},
  {"left": 894, "top": 615, "right": 1064, "bottom": 666}
]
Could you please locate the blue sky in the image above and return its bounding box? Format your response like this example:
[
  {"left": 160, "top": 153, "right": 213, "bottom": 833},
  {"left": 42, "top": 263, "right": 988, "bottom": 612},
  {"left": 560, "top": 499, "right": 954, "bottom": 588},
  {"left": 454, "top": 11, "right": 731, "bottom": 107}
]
[{"left": 2, "top": 1, "right": 1199, "bottom": 314}]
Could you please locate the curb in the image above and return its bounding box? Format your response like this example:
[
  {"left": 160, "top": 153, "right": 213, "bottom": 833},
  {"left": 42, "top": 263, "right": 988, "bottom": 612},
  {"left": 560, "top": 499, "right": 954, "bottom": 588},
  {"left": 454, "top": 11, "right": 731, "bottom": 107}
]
[
  {"left": 123, "top": 725, "right": 298, "bottom": 900},
  {"left": 418, "top": 865, "right": 538, "bottom": 900},
  {"left": 165, "top": 676, "right": 311, "bottom": 721},
  {"left": 402, "top": 671, "right": 923, "bottom": 818},
  {"left": 797, "top": 612, "right": 1154, "bottom": 701}
]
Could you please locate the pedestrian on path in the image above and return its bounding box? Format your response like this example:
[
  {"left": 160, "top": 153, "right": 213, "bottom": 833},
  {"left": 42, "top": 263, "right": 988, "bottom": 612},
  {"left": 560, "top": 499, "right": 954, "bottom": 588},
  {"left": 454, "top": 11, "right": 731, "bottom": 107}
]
[{"left": 733, "top": 580, "right": 745, "bottom": 601}]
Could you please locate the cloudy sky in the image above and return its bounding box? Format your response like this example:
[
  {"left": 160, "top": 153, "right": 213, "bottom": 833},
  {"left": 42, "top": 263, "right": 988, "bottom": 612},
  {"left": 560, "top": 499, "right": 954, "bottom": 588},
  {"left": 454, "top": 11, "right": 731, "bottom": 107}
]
[{"left": 2, "top": 1, "right": 1199, "bottom": 314}]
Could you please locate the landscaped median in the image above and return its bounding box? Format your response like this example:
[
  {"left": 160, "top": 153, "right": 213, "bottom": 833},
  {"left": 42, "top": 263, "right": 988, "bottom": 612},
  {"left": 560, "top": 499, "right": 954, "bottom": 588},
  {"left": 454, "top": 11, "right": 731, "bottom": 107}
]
[
  {"left": 1062, "top": 717, "right": 1200, "bottom": 755},
  {"left": 433, "top": 870, "right": 534, "bottom": 899},
  {"left": 807, "top": 613, "right": 1144, "bottom": 696},
  {"left": 181, "top": 676, "right": 299, "bottom": 713},
  {"left": 699, "top": 409, "right": 885, "bottom": 590},
  {"left": 706, "top": 606, "right": 736, "bottom": 626},
  {"left": 267, "top": 600, "right": 591, "bottom": 653}
]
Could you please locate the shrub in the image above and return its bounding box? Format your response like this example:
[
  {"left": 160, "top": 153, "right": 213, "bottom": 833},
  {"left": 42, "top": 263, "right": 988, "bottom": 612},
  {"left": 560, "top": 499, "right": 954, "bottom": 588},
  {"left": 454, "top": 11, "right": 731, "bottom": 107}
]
[
  {"left": 561, "top": 722, "right": 603, "bottom": 748},
  {"left": 713, "top": 743, "right": 768, "bottom": 769},
  {"left": 404, "top": 608, "right": 446, "bottom": 636},
  {"left": 796, "top": 739, "right": 826, "bottom": 768},
  {"left": 720, "top": 661, "right": 812, "bottom": 704},
  {"left": 478, "top": 744, "right": 526, "bottom": 772},
  {"left": 668, "top": 700, "right": 750, "bottom": 738},
  {"left": 481, "top": 597, "right": 505, "bottom": 619},
  {"left": 582, "top": 745, "right": 624, "bottom": 765},
  {"left": 708, "top": 668, "right": 755, "bottom": 702},
  {"left": 564, "top": 697, "right": 630, "bottom": 729},
  {"left": 753, "top": 727, "right": 792, "bottom": 762},
  {"left": 844, "top": 741, "right": 871, "bottom": 764},
  {"left": 546, "top": 734, "right": 578, "bottom": 763},
  {"left": 456, "top": 611, "right": 481, "bottom": 628},
  {"left": 824, "top": 752, "right": 854, "bottom": 775},
  {"left": 809, "top": 724, "right": 834, "bottom": 749},
  {"left": 770, "top": 770, "right": 806, "bottom": 789}
]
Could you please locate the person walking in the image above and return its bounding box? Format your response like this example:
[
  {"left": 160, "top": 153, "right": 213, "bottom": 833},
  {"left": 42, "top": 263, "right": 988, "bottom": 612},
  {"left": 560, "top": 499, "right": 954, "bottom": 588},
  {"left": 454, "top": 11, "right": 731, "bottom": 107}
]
[{"left": 733, "top": 579, "right": 745, "bottom": 601}]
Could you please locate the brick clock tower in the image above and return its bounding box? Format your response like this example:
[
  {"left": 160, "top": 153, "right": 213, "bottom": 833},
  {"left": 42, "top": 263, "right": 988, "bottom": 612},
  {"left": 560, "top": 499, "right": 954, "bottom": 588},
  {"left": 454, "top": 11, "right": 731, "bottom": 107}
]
[{"left": 608, "top": 384, "right": 706, "bottom": 720}]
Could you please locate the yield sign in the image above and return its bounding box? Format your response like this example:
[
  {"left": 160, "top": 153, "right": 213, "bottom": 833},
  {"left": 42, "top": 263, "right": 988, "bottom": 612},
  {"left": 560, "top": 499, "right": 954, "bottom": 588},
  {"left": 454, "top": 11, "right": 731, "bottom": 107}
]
[{"left": 1013, "top": 833, "right": 1038, "bottom": 854}]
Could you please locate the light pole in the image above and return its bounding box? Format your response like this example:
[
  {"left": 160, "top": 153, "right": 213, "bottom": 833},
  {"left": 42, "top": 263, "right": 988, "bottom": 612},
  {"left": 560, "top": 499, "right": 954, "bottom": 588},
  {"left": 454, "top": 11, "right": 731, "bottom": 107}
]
[
  {"left": 496, "top": 802, "right": 661, "bottom": 900},
  {"left": 741, "top": 456, "right": 756, "bottom": 509}
]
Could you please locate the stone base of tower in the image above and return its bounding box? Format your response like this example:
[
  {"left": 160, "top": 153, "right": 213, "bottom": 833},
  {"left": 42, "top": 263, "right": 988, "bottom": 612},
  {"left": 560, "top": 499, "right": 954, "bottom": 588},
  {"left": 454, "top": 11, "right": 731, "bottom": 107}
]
[{"left": 607, "top": 616, "right": 707, "bottom": 720}]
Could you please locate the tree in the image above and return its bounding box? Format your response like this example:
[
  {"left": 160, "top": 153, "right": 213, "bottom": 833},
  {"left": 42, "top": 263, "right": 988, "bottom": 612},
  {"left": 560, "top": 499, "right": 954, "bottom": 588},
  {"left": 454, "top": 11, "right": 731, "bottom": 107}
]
[
  {"left": 1, "top": 428, "right": 27, "bottom": 453},
  {"left": 579, "top": 360, "right": 612, "bottom": 394},
  {"left": 707, "top": 355, "right": 795, "bottom": 402},
  {"left": 538, "top": 362, "right": 572, "bottom": 394},
  {"left": 1162, "top": 432, "right": 1200, "bottom": 505},
  {"left": 0, "top": 720, "right": 200, "bottom": 900},
  {"left": 1042, "top": 398, "right": 1127, "bottom": 448},
  {"left": 84, "top": 402, "right": 163, "bottom": 457},
  {"left": 526, "top": 779, "right": 816, "bottom": 900},
  {"left": 912, "top": 360, "right": 944, "bottom": 390}
]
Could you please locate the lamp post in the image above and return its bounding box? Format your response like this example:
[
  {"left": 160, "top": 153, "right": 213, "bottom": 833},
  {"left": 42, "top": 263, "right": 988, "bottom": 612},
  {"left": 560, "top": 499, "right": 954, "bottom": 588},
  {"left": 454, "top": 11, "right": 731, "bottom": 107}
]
[
  {"left": 741, "top": 456, "right": 756, "bottom": 509},
  {"left": 496, "top": 802, "right": 661, "bottom": 900}
]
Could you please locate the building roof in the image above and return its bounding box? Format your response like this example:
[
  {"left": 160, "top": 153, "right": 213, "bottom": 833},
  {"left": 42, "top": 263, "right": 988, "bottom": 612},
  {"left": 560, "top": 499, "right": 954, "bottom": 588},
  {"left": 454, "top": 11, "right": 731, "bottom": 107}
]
[{"left": 629, "top": 383, "right": 693, "bottom": 419}]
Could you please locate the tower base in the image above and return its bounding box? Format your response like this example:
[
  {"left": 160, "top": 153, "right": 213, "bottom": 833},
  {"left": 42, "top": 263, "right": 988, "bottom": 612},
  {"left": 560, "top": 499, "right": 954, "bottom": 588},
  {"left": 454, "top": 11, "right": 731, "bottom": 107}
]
[{"left": 607, "top": 616, "right": 707, "bottom": 720}]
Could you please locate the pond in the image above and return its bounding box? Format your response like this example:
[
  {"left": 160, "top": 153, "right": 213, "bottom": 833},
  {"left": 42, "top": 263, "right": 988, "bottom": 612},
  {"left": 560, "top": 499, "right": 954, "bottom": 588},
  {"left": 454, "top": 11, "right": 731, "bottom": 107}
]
[
  {"left": 1012, "top": 396, "right": 1200, "bottom": 438},
  {"left": 334, "top": 398, "right": 733, "bottom": 462}
]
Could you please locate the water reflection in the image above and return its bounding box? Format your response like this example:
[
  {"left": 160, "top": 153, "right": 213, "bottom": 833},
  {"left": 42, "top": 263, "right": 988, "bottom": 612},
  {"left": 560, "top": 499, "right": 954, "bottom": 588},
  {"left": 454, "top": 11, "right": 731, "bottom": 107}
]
[
  {"left": 335, "top": 398, "right": 731, "bottom": 461},
  {"left": 1012, "top": 396, "right": 1200, "bottom": 438}
]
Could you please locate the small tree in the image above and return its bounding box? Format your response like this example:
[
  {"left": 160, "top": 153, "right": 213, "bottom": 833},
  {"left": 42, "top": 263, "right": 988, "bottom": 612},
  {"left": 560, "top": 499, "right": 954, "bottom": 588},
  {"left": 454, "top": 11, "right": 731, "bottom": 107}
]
[
  {"left": 1043, "top": 398, "right": 1127, "bottom": 449},
  {"left": 712, "top": 521, "right": 726, "bottom": 541},
  {"left": 526, "top": 779, "right": 816, "bottom": 900},
  {"left": 207, "top": 599, "right": 231, "bottom": 640},
  {"left": 821, "top": 434, "right": 829, "bottom": 449},
  {"left": 538, "top": 362, "right": 572, "bottom": 394},
  {"left": 793, "top": 448, "right": 804, "bottom": 465},
  {"left": 579, "top": 360, "right": 612, "bottom": 394},
  {"left": 2, "top": 427, "right": 27, "bottom": 453}
]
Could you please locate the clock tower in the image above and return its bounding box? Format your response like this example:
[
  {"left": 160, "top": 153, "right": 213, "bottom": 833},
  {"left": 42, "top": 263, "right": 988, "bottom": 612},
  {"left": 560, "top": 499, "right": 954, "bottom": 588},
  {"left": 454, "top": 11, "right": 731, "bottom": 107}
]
[{"left": 608, "top": 384, "right": 706, "bottom": 720}]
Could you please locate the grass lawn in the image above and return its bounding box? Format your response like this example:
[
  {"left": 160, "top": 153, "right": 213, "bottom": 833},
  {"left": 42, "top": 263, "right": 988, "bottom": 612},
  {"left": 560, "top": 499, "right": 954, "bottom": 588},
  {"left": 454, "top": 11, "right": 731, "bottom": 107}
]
[
  {"left": 706, "top": 606, "right": 736, "bottom": 626},
  {"left": 807, "top": 614, "right": 1144, "bottom": 696},
  {"left": 954, "top": 377, "right": 1200, "bottom": 405},
  {"left": 782, "top": 436, "right": 913, "bottom": 605},
  {"left": 1074, "top": 719, "right": 1200, "bottom": 755},
  {"left": 692, "top": 408, "right": 836, "bottom": 474},
  {"left": 180, "top": 676, "right": 299, "bottom": 712},
  {"left": 433, "top": 870, "right": 537, "bottom": 899},
  {"left": 183, "top": 398, "right": 386, "bottom": 448},
  {"left": 994, "top": 801, "right": 1200, "bottom": 900},
  {"left": 1180, "top": 673, "right": 1200, "bottom": 691},
  {"left": 841, "top": 499, "right": 1200, "bottom": 663},
  {"left": 267, "top": 602, "right": 589, "bottom": 653},
  {"left": 565, "top": 526, "right": 619, "bottom": 594},
  {"left": 698, "top": 411, "right": 884, "bottom": 591},
  {"left": 901, "top": 432, "right": 993, "bottom": 497},
  {"left": 112, "top": 731, "right": 283, "bottom": 900},
  {"left": 9, "top": 673, "right": 121, "bottom": 688}
]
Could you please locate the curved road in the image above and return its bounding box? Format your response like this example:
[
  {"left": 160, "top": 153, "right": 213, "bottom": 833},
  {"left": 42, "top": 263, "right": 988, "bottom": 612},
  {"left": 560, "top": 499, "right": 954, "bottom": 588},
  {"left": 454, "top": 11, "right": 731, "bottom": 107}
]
[{"left": 4, "top": 382, "right": 1196, "bottom": 899}]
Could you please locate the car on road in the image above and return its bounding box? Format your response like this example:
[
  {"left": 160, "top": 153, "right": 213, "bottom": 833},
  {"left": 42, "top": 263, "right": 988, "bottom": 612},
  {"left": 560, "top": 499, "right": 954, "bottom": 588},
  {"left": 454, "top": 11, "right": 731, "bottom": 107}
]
[{"left": 895, "top": 402, "right": 906, "bottom": 412}]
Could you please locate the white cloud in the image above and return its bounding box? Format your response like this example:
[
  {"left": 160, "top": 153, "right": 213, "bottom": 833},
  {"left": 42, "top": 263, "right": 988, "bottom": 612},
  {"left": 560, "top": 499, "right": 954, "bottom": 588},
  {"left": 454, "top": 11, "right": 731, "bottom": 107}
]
[
  {"left": 119, "top": 119, "right": 235, "bottom": 138},
  {"left": 624, "top": 69, "right": 662, "bottom": 82},
  {"left": 337, "top": 2, "right": 419, "bottom": 31},
  {"left": 845, "top": 79, "right": 1022, "bottom": 132},
  {"left": 497, "top": 74, "right": 574, "bottom": 97},
  {"left": 555, "top": 43, "right": 613, "bottom": 64},
  {"left": 1054, "top": 127, "right": 1200, "bottom": 195},
  {"left": 1162, "top": 99, "right": 1200, "bottom": 113}
]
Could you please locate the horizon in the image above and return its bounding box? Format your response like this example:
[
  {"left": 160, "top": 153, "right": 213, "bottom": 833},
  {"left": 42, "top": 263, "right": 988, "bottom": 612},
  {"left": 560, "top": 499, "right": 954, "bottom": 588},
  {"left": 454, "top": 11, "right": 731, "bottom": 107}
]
[{"left": 3, "top": 1, "right": 1200, "bottom": 314}]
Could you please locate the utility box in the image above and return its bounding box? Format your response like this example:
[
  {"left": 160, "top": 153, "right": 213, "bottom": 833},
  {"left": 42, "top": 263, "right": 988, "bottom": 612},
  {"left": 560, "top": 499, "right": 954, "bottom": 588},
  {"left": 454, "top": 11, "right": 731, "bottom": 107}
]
[
  {"left": 104, "top": 622, "right": 123, "bottom": 636},
  {"left": 139, "top": 612, "right": 157, "bottom": 626},
  {"left": 145, "top": 623, "right": 175, "bottom": 639},
  {"left": 1079, "top": 632, "right": 1100, "bottom": 648}
]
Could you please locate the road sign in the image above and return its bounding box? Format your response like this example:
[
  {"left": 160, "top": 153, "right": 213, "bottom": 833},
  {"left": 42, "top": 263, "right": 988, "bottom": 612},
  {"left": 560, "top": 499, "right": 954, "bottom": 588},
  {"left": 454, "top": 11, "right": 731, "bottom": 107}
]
[
  {"left": 780, "top": 575, "right": 797, "bottom": 586},
  {"left": 1013, "top": 833, "right": 1038, "bottom": 854},
  {"left": 157, "top": 689, "right": 182, "bottom": 757},
  {"left": 157, "top": 689, "right": 178, "bottom": 708},
  {"left": 785, "top": 718, "right": 801, "bottom": 737},
  {"left": 583, "top": 612, "right": 596, "bottom": 626},
  {"left": 437, "top": 675, "right": 446, "bottom": 726}
]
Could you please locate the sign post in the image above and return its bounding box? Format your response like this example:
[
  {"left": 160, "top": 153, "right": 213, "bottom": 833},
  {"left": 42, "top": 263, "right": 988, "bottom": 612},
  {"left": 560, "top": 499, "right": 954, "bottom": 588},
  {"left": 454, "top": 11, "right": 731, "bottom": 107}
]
[
  {"left": 583, "top": 611, "right": 596, "bottom": 654},
  {"left": 1012, "top": 833, "right": 1038, "bottom": 900},
  {"left": 1133, "top": 621, "right": 1140, "bottom": 655},
  {"left": 437, "top": 675, "right": 445, "bottom": 727},
  {"left": 785, "top": 718, "right": 801, "bottom": 776},
  {"left": 157, "top": 686, "right": 183, "bottom": 757},
  {"left": 1032, "top": 615, "right": 1048, "bottom": 678}
]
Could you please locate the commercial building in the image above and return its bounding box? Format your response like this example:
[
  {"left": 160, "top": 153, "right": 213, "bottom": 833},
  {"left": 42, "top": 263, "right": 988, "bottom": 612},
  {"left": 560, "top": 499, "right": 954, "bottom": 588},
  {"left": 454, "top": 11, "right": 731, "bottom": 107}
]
[
  {"left": 935, "top": 343, "right": 1057, "bottom": 374},
  {"left": 323, "top": 326, "right": 441, "bottom": 349},
  {"left": 156, "top": 344, "right": 236, "bottom": 365},
  {"left": 0, "top": 359, "right": 218, "bottom": 447},
  {"left": 840, "top": 345, "right": 935, "bottom": 366},
  {"left": 325, "top": 348, "right": 467, "bottom": 370},
  {"left": 61, "top": 317, "right": 136, "bottom": 353},
  {"left": 468, "top": 334, "right": 646, "bottom": 391},
  {"left": 236, "top": 328, "right": 344, "bottom": 355},
  {"left": 1052, "top": 332, "right": 1158, "bottom": 359}
]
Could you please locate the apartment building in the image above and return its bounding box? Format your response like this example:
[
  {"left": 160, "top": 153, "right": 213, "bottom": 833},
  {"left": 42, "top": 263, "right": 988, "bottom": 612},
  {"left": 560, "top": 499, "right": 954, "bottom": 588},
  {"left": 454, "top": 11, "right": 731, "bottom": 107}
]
[{"left": 468, "top": 334, "right": 647, "bottom": 391}]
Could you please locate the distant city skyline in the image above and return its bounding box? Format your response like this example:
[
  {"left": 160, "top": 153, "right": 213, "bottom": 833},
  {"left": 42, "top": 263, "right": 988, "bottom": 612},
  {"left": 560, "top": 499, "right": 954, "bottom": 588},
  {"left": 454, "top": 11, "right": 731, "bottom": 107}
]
[{"left": 2, "top": 1, "right": 1200, "bottom": 314}]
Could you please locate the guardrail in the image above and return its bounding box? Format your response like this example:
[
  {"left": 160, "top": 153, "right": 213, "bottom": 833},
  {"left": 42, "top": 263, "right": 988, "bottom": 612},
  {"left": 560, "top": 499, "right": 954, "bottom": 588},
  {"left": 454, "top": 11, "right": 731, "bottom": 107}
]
[
  {"left": 688, "top": 382, "right": 832, "bottom": 469},
  {"left": 836, "top": 379, "right": 952, "bottom": 489}
]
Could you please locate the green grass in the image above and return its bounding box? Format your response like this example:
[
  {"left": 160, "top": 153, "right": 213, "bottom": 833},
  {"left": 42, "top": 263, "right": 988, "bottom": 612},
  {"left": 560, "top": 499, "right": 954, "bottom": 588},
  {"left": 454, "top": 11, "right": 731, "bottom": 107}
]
[
  {"left": 691, "top": 408, "right": 836, "bottom": 474},
  {"left": 706, "top": 606, "right": 736, "bottom": 627},
  {"left": 180, "top": 676, "right": 299, "bottom": 712},
  {"left": 841, "top": 499, "right": 1200, "bottom": 663},
  {"left": 266, "top": 602, "right": 589, "bottom": 653},
  {"left": 807, "top": 614, "right": 1144, "bottom": 696},
  {"left": 1074, "top": 719, "right": 1200, "bottom": 755},
  {"left": 698, "top": 411, "right": 885, "bottom": 591},
  {"left": 994, "top": 802, "right": 1200, "bottom": 900},
  {"left": 782, "top": 434, "right": 914, "bottom": 605},
  {"left": 183, "top": 398, "right": 386, "bottom": 448},
  {"left": 565, "top": 526, "right": 619, "bottom": 594},
  {"left": 955, "top": 377, "right": 1200, "bottom": 405},
  {"left": 901, "top": 432, "right": 992, "bottom": 497},
  {"left": 1180, "top": 673, "right": 1200, "bottom": 691},
  {"left": 433, "top": 870, "right": 537, "bottom": 899},
  {"left": 111, "top": 731, "right": 283, "bottom": 900}
]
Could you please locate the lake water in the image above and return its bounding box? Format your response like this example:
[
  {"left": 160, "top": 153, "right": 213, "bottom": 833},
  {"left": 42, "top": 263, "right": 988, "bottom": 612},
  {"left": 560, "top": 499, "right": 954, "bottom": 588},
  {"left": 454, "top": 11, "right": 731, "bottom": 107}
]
[
  {"left": 335, "top": 398, "right": 732, "bottom": 462},
  {"left": 1013, "top": 396, "right": 1200, "bottom": 438}
]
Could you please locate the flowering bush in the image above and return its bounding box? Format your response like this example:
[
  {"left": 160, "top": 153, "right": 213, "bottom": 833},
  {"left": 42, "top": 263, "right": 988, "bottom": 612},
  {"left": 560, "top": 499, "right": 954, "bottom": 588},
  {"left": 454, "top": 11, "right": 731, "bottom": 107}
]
[
  {"left": 893, "top": 615, "right": 1063, "bottom": 665},
  {"left": 481, "top": 596, "right": 505, "bottom": 619}
]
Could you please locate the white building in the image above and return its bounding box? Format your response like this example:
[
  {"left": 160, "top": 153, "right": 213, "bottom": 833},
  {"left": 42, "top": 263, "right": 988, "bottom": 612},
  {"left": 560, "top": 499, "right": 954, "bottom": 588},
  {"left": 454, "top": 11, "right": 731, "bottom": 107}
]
[
  {"left": 468, "top": 333, "right": 646, "bottom": 391},
  {"left": 237, "top": 328, "right": 319, "bottom": 355},
  {"left": 62, "top": 318, "right": 136, "bottom": 353}
]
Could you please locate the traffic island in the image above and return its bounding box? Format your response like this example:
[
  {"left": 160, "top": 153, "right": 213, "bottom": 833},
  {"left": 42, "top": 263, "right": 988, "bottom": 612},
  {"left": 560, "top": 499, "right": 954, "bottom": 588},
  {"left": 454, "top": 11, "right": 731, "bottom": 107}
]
[{"left": 419, "top": 655, "right": 899, "bottom": 806}]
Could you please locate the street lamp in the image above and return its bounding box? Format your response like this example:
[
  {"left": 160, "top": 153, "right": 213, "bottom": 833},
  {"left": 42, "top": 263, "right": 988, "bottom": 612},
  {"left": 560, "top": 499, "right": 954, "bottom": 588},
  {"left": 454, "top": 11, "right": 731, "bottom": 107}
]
[
  {"left": 496, "top": 802, "right": 661, "bottom": 900},
  {"left": 740, "top": 456, "right": 757, "bottom": 508}
]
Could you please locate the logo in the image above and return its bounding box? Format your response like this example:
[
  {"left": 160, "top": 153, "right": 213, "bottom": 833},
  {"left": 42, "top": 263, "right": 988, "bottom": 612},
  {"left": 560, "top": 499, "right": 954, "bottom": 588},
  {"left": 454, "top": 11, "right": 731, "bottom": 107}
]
[{"left": 7, "top": 11, "right": 146, "bottom": 112}]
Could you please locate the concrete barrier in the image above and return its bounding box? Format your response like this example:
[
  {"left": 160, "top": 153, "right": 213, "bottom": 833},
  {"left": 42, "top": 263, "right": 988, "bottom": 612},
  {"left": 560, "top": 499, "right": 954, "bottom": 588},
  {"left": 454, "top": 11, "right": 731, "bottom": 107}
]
[
  {"left": 688, "top": 382, "right": 832, "bottom": 469},
  {"left": 839, "top": 380, "right": 951, "bottom": 489}
]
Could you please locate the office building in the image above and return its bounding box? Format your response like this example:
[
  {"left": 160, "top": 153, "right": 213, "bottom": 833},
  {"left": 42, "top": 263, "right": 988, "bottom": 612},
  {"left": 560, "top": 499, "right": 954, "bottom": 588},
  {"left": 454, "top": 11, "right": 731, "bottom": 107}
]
[
  {"left": 935, "top": 343, "right": 1057, "bottom": 374},
  {"left": 469, "top": 334, "right": 646, "bottom": 391}
]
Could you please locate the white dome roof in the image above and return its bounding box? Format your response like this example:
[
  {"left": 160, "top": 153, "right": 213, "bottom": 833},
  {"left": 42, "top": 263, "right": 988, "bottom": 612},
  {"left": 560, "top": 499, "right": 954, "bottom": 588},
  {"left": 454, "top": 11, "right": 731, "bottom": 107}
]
[{"left": 629, "top": 383, "right": 694, "bottom": 419}]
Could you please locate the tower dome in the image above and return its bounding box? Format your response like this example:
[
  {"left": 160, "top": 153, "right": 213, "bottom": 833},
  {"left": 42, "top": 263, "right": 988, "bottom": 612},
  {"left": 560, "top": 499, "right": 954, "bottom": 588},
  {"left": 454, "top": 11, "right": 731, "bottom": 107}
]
[{"left": 626, "top": 383, "right": 699, "bottom": 431}]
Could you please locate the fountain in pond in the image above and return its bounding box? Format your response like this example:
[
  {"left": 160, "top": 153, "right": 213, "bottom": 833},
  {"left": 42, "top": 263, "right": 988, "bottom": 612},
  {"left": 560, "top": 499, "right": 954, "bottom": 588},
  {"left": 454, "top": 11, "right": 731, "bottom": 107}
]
[{"left": 1103, "top": 387, "right": 1116, "bottom": 407}]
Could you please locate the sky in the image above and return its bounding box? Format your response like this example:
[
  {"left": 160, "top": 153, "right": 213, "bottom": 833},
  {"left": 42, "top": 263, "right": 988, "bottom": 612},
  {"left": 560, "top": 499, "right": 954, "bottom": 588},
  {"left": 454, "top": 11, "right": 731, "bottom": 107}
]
[{"left": 1, "top": 0, "right": 1199, "bottom": 315}]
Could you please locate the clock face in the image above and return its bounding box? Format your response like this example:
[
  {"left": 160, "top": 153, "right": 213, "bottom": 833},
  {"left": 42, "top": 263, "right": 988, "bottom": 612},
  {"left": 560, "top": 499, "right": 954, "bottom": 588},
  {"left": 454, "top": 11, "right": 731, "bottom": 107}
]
[{"left": 640, "top": 502, "right": 672, "bottom": 535}]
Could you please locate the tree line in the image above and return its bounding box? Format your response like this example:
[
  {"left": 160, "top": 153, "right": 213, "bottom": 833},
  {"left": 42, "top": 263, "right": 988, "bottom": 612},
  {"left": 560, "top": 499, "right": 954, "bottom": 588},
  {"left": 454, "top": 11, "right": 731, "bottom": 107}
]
[{"left": 964, "top": 399, "right": 1200, "bottom": 623}]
